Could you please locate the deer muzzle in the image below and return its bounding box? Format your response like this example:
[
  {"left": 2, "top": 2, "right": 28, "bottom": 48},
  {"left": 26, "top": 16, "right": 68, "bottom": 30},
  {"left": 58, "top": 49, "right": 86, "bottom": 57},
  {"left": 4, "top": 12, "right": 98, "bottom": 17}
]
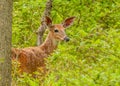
[{"left": 64, "top": 37, "right": 70, "bottom": 42}]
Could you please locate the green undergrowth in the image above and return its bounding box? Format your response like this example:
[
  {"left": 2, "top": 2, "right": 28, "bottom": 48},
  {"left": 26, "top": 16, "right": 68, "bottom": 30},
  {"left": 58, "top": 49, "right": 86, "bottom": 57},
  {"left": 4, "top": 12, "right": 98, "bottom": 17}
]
[
  {"left": 12, "top": 0, "right": 120, "bottom": 86},
  {"left": 44, "top": 28, "right": 120, "bottom": 86}
]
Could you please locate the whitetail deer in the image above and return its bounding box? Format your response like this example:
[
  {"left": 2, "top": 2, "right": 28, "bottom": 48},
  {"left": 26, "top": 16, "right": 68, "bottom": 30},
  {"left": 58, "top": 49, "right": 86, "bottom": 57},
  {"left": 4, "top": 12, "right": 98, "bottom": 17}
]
[{"left": 12, "top": 16, "right": 75, "bottom": 73}]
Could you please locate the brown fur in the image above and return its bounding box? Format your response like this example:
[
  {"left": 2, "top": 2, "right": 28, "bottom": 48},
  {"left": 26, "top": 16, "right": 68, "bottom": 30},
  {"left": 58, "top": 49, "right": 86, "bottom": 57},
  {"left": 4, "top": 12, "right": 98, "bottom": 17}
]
[
  {"left": 12, "top": 33, "right": 58, "bottom": 73},
  {"left": 12, "top": 16, "right": 75, "bottom": 73}
]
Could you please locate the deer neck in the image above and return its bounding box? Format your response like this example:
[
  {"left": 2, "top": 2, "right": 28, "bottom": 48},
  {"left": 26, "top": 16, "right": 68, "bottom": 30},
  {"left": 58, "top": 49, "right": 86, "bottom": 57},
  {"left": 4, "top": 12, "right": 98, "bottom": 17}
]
[{"left": 40, "top": 32, "right": 58, "bottom": 56}]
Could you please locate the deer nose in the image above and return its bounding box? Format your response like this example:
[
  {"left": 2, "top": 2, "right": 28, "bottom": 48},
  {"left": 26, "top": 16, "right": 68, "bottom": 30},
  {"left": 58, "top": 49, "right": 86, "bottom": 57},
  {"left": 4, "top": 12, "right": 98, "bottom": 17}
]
[{"left": 64, "top": 37, "right": 70, "bottom": 42}]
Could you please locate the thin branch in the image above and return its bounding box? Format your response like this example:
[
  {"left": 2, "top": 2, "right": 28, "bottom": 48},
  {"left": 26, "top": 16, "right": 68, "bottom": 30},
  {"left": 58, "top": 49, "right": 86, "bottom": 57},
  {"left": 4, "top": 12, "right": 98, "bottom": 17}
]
[{"left": 37, "top": 0, "right": 53, "bottom": 45}]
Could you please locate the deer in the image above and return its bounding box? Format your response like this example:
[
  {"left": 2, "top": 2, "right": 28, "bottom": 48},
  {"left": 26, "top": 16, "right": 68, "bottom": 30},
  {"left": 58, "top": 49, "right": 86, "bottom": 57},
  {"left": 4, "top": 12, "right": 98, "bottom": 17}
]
[{"left": 12, "top": 16, "right": 75, "bottom": 74}]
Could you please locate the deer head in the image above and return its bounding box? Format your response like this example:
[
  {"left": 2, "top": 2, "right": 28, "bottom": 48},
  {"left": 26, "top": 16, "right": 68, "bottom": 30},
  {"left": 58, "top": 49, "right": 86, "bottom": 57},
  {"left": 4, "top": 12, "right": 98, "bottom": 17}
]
[{"left": 45, "top": 16, "right": 75, "bottom": 42}]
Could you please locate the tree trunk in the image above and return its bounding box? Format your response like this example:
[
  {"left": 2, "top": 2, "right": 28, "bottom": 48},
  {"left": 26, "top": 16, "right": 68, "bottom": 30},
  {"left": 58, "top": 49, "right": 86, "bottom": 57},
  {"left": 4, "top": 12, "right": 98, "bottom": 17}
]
[
  {"left": 37, "top": 0, "right": 53, "bottom": 45},
  {"left": 0, "top": 0, "right": 13, "bottom": 86}
]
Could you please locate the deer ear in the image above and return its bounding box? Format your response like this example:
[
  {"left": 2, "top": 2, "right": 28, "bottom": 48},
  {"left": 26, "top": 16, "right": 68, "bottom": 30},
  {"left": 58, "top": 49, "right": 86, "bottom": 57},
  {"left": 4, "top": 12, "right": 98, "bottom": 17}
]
[
  {"left": 45, "top": 16, "right": 52, "bottom": 27},
  {"left": 62, "top": 17, "right": 75, "bottom": 28}
]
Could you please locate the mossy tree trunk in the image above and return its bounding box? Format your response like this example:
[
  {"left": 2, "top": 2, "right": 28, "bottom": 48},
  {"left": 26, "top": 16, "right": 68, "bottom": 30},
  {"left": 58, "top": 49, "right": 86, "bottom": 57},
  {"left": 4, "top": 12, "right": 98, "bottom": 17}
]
[{"left": 0, "top": 0, "right": 13, "bottom": 86}]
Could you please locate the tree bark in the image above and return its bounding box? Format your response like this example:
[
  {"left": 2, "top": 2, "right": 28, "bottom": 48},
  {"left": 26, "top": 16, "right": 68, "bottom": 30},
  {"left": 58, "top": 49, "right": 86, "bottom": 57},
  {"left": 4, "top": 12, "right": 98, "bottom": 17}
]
[
  {"left": 37, "top": 0, "right": 53, "bottom": 45},
  {"left": 0, "top": 0, "right": 13, "bottom": 86}
]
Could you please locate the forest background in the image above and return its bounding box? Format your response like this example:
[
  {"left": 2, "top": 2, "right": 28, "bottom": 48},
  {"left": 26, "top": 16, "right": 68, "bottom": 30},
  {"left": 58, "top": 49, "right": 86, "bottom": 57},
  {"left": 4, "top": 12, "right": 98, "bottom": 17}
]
[{"left": 12, "top": 0, "right": 120, "bottom": 86}]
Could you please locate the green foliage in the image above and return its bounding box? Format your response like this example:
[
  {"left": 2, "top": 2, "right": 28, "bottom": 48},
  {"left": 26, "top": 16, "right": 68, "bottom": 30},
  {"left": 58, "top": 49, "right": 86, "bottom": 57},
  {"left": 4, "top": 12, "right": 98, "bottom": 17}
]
[
  {"left": 12, "top": 0, "right": 46, "bottom": 47},
  {"left": 12, "top": 0, "right": 120, "bottom": 86}
]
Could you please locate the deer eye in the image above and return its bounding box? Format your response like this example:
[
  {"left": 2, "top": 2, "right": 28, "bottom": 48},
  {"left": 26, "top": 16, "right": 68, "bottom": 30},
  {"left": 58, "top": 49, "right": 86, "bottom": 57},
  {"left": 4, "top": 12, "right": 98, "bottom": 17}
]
[{"left": 54, "top": 29, "right": 59, "bottom": 32}]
